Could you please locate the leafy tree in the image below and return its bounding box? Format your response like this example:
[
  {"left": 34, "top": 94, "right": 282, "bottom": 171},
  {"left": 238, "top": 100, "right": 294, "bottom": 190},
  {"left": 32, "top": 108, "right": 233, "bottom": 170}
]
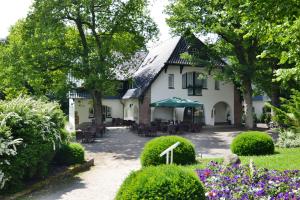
[
  {"left": 166, "top": 0, "right": 300, "bottom": 128},
  {"left": 0, "top": 19, "right": 75, "bottom": 112},
  {"left": 30, "top": 0, "right": 158, "bottom": 125}
]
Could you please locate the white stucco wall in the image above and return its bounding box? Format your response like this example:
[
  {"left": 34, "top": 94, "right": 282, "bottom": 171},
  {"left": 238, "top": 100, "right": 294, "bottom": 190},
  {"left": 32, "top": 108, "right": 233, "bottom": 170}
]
[
  {"left": 73, "top": 98, "right": 123, "bottom": 126},
  {"left": 123, "top": 98, "right": 139, "bottom": 121},
  {"left": 253, "top": 101, "right": 266, "bottom": 118},
  {"left": 150, "top": 65, "right": 235, "bottom": 125},
  {"left": 68, "top": 98, "right": 76, "bottom": 132}
]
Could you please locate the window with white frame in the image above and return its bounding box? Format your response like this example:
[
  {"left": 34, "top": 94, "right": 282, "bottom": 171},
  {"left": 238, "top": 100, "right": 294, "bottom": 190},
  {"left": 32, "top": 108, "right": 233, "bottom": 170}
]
[{"left": 168, "top": 74, "right": 175, "bottom": 89}]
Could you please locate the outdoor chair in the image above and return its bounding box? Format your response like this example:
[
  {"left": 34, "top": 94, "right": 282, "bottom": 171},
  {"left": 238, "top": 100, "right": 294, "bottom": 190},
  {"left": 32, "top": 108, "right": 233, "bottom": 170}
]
[
  {"left": 131, "top": 122, "right": 138, "bottom": 132},
  {"left": 143, "top": 125, "right": 152, "bottom": 137},
  {"left": 137, "top": 124, "right": 145, "bottom": 136},
  {"left": 96, "top": 124, "right": 106, "bottom": 137},
  {"left": 75, "top": 129, "right": 84, "bottom": 142},
  {"left": 82, "top": 126, "right": 96, "bottom": 143},
  {"left": 159, "top": 122, "right": 168, "bottom": 132},
  {"left": 167, "top": 124, "right": 177, "bottom": 135},
  {"left": 189, "top": 123, "right": 202, "bottom": 133},
  {"left": 148, "top": 125, "right": 158, "bottom": 137}
]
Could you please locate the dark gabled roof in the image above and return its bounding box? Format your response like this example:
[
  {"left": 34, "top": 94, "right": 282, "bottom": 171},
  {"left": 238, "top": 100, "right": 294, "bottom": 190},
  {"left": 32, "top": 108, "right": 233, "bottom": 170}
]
[
  {"left": 122, "top": 88, "right": 141, "bottom": 99},
  {"left": 132, "top": 37, "right": 181, "bottom": 97},
  {"left": 124, "top": 34, "right": 223, "bottom": 99}
]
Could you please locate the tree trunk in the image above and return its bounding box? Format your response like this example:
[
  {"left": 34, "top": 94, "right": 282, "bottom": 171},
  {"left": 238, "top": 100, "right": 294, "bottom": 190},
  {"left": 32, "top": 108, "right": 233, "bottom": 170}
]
[
  {"left": 243, "top": 80, "right": 254, "bottom": 129},
  {"left": 92, "top": 90, "right": 103, "bottom": 126}
]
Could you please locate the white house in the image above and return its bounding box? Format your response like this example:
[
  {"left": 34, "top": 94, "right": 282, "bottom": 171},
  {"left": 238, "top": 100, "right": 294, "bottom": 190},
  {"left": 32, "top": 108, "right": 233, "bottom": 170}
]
[
  {"left": 68, "top": 35, "right": 242, "bottom": 131},
  {"left": 252, "top": 95, "right": 270, "bottom": 118}
]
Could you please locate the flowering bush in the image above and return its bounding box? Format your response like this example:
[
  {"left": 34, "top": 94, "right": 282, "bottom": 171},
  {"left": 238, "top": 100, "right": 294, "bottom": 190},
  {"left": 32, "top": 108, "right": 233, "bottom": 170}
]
[
  {"left": 0, "top": 136, "right": 22, "bottom": 189},
  {"left": 196, "top": 161, "right": 300, "bottom": 200},
  {"left": 0, "top": 97, "right": 67, "bottom": 193}
]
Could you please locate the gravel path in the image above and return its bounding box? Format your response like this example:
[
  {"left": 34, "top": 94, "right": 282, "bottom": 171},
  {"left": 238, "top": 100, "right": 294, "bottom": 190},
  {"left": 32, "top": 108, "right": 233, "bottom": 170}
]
[{"left": 23, "top": 126, "right": 241, "bottom": 200}]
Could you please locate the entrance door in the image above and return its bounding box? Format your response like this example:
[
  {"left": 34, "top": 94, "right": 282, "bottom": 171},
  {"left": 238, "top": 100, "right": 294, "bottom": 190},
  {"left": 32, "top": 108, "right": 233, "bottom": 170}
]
[{"left": 213, "top": 102, "right": 231, "bottom": 125}]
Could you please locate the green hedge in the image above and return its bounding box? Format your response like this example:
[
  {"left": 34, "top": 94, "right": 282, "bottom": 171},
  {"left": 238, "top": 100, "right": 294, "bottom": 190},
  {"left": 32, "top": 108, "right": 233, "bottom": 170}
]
[
  {"left": 116, "top": 165, "right": 205, "bottom": 200},
  {"left": 231, "top": 131, "right": 274, "bottom": 156},
  {"left": 0, "top": 97, "right": 67, "bottom": 193},
  {"left": 141, "top": 136, "right": 196, "bottom": 167},
  {"left": 55, "top": 143, "right": 85, "bottom": 165}
]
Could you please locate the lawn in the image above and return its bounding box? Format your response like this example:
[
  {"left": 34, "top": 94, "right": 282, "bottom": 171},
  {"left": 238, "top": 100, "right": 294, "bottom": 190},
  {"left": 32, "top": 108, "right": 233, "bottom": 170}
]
[
  {"left": 187, "top": 148, "right": 300, "bottom": 171},
  {"left": 240, "top": 147, "right": 300, "bottom": 170}
]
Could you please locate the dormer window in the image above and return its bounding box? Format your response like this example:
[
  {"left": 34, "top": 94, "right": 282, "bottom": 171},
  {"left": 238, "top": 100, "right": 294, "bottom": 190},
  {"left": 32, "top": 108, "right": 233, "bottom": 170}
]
[
  {"left": 168, "top": 74, "right": 175, "bottom": 89},
  {"left": 182, "top": 72, "right": 207, "bottom": 96}
]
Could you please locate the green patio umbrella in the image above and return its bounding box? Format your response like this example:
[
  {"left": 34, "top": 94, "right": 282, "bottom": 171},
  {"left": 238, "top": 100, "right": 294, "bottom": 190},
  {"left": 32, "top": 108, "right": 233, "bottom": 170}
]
[{"left": 150, "top": 97, "right": 202, "bottom": 108}]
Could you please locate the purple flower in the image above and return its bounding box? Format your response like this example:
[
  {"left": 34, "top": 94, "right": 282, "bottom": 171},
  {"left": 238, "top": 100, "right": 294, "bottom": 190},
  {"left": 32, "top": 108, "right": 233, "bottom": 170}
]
[{"left": 195, "top": 162, "right": 300, "bottom": 200}]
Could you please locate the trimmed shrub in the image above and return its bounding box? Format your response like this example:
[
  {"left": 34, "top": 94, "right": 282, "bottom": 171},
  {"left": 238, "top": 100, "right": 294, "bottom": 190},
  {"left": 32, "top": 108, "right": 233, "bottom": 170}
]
[
  {"left": 0, "top": 97, "right": 67, "bottom": 193},
  {"left": 55, "top": 143, "right": 85, "bottom": 165},
  {"left": 116, "top": 165, "right": 205, "bottom": 200},
  {"left": 141, "top": 136, "right": 196, "bottom": 167},
  {"left": 231, "top": 131, "right": 274, "bottom": 156}
]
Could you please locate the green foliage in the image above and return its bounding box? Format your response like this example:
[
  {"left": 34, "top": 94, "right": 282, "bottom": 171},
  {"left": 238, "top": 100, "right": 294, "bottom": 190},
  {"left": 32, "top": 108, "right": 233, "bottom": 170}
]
[
  {"left": 0, "top": 20, "right": 72, "bottom": 111},
  {"left": 260, "top": 112, "right": 272, "bottom": 124},
  {"left": 240, "top": 148, "right": 300, "bottom": 171},
  {"left": 0, "top": 97, "right": 67, "bottom": 193},
  {"left": 141, "top": 136, "right": 196, "bottom": 167},
  {"left": 54, "top": 143, "right": 85, "bottom": 165},
  {"left": 29, "top": 0, "right": 158, "bottom": 124},
  {"left": 277, "top": 129, "right": 300, "bottom": 148},
  {"left": 231, "top": 131, "right": 274, "bottom": 156},
  {"left": 116, "top": 165, "right": 205, "bottom": 200},
  {"left": 166, "top": 0, "right": 300, "bottom": 128},
  {"left": 0, "top": 136, "right": 22, "bottom": 189},
  {"left": 268, "top": 90, "right": 300, "bottom": 132}
]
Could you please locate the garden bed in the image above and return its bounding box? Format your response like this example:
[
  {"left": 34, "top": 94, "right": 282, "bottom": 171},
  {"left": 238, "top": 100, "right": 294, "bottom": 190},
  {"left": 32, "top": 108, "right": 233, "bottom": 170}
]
[{"left": 196, "top": 161, "right": 300, "bottom": 199}]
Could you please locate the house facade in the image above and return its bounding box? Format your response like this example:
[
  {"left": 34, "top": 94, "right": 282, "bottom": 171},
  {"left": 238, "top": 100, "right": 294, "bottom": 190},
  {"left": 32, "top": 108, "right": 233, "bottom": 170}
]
[
  {"left": 68, "top": 35, "right": 242, "bottom": 131},
  {"left": 252, "top": 95, "right": 270, "bottom": 118}
]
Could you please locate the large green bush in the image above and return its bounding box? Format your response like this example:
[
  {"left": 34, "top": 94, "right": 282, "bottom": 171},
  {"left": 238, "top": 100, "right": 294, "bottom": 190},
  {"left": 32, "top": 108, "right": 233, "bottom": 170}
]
[
  {"left": 116, "top": 165, "right": 205, "bottom": 200},
  {"left": 231, "top": 131, "right": 274, "bottom": 156},
  {"left": 54, "top": 143, "right": 85, "bottom": 165},
  {"left": 267, "top": 90, "right": 300, "bottom": 132},
  {"left": 0, "top": 97, "right": 67, "bottom": 193},
  {"left": 141, "top": 136, "right": 196, "bottom": 167}
]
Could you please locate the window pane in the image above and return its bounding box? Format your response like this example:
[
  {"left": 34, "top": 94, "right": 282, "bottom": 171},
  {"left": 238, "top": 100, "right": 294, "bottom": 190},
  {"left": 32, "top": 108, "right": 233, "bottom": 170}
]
[
  {"left": 168, "top": 74, "right": 174, "bottom": 88},
  {"left": 182, "top": 73, "right": 187, "bottom": 89},
  {"left": 187, "top": 72, "right": 193, "bottom": 87},
  {"left": 195, "top": 73, "right": 202, "bottom": 87}
]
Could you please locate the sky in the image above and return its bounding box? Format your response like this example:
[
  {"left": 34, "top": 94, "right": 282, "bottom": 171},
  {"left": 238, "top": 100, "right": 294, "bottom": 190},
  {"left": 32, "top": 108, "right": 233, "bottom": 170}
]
[{"left": 0, "top": 0, "right": 172, "bottom": 45}]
